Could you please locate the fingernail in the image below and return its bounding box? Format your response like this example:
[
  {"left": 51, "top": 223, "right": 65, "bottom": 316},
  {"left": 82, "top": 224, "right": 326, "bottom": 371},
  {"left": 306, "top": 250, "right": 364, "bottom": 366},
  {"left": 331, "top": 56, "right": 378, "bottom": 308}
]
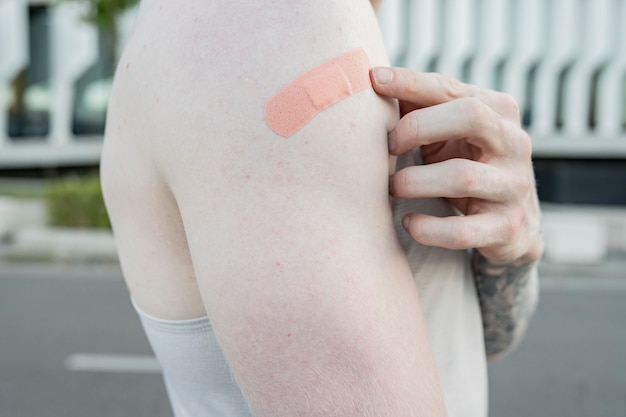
[
  {"left": 402, "top": 215, "right": 411, "bottom": 230},
  {"left": 388, "top": 130, "right": 397, "bottom": 152},
  {"left": 388, "top": 175, "right": 394, "bottom": 196},
  {"left": 372, "top": 67, "right": 393, "bottom": 86}
]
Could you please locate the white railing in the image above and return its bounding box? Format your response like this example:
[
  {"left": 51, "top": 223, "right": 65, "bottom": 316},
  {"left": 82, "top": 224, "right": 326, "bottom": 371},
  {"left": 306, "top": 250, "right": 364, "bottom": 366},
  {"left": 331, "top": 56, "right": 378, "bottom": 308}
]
[
  {"left": 0, "top": 0, "right": 625, "bottom": 168},
  {"left": 379, "top": 0, "right": 626, "bottom": 157}
]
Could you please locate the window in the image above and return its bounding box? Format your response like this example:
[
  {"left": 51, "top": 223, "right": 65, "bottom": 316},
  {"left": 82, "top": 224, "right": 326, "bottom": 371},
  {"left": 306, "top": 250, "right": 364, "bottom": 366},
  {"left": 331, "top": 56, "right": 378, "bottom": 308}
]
[{"left": 7, "top": 4, "right": 50, "bottom": 139}]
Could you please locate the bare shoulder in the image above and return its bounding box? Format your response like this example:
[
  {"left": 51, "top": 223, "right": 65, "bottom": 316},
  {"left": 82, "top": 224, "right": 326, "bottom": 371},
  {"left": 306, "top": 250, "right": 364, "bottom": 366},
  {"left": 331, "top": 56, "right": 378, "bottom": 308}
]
[
  {"left": 104, "top": 2, "right": 447, "bottom": 415},
  {"left": 106, "top": 0, "right": 399, "bottom": 227},
  {"left": 108, "top": 0, "right": 394, "bottom": 169}
]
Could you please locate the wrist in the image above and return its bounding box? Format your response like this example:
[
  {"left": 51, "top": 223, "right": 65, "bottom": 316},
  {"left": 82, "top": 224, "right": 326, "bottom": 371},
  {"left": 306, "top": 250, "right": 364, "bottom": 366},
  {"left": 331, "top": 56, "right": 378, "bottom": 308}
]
[{"left": 478, "top": 229, "right": 544, "bottom": 268}]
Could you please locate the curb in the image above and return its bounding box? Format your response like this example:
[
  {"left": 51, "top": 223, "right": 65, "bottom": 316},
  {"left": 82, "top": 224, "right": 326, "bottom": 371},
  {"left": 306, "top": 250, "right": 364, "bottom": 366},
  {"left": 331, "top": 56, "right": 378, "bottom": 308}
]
[
  {"left": 0, "top": 197, "right": 45, "bottom": 240},
  {"left": 541, "top": 204, "right": 626, "bottom": 264},
  {"left": 539, "top": 258, "right": 626, "bottom": 280},
  {"left": 0, "top": 227, "right": 118, "bottom": 264}
]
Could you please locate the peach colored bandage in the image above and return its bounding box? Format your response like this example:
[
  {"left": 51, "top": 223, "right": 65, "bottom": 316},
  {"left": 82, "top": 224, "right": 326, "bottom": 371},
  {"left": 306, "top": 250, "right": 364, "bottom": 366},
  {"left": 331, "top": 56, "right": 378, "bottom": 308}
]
[{"left": 265, "top": 48, "right": 371, "bottom": 137}]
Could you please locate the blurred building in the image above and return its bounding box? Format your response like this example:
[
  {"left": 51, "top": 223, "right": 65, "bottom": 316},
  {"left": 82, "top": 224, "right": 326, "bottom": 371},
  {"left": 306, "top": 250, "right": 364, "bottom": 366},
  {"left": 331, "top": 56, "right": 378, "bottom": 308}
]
[
  {"left": 1, "top": 0, "right": 625, "bottom": 203},
  {"left": 0, "top": 0, "right": 135, "bottom": 169},
  {"left": 378, "top": 0, "right": 626, "bottom": 205}
]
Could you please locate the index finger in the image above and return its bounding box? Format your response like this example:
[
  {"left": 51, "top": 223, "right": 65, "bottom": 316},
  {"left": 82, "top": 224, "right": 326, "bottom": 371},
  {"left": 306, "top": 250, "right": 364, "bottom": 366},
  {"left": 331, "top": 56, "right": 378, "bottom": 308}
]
[
  {"left": 370, "top": 67, "right": 520, "bottom": 123},
  {"left": 370, "top": 67, "right": 474, "bottom": 107}
]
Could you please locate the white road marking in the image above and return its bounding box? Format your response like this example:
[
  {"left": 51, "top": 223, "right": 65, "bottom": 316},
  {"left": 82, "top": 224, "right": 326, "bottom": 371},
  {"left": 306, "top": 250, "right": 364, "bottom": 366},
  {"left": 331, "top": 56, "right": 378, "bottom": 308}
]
[{"left": 65, "top": 353, "right": 162, "bottom": 374}]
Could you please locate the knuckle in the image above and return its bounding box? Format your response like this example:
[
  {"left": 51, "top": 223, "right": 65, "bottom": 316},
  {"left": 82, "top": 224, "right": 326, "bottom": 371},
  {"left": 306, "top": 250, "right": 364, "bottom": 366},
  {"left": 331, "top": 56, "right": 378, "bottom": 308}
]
[
  {"left": 497, "top": 92, "right": 522, "bottom": 121},
  {"left": 501, "top": 210, "right": 525, "bottom": 241},
  {"left": 458, "top": 97, "right": 496, "bottom": 134},
  {"left": 454, "top": 225, "right": 476, "bottom": 249},
  {"left": 517, "top": 130, "right": 533, "bottom": 159},
  {"left": 436, "top": 73, "right": 465, "bottom": 100},
  {"left": 455, "top": 161, "right": 481, "bottom": 195},
  {"left": 405, "top": 70, "right": 421, "bottom": 95},
  {"left": 500, "top": 218, "right": 516, "bottom": 242},
  {"left": 514, "top": 172, "right": 533, "bottom": 197}
]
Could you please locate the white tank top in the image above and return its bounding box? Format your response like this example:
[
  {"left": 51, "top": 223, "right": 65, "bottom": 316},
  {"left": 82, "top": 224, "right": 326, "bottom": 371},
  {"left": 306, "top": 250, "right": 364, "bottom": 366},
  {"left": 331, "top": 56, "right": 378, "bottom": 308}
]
[
  {"left": 133, "top": 299, "right": 254, "bottom": 417},
  {"left": 135, "top": 151, "right": 488, "bottom": 417}
]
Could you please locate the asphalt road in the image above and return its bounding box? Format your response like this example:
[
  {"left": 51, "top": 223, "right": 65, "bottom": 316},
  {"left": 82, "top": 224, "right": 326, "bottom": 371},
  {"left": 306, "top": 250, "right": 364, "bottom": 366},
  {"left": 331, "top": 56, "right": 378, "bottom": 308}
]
[{"left": 1, "top": 263, "right": 625, "bottom": 417}]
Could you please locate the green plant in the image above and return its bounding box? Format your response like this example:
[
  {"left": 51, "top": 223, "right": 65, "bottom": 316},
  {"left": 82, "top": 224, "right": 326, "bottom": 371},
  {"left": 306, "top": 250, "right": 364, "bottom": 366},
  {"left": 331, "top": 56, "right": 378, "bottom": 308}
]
[
  {"left": 45, "top": 175, "right": 111, "bottom": 229},
  {"left": 58, "top": 0, "right": 139, "bottom": 61},
  {"left": 59, "top": 0, "right": 138, "bottom": 31}
]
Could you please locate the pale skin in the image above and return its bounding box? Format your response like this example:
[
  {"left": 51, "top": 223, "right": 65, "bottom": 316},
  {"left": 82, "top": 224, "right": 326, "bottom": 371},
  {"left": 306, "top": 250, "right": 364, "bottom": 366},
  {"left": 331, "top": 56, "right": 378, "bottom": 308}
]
[
  {"left": 102, "top": 1, "right": 540, "bottom": 416},
  {"left": 102, "top": 0, "right": 447, "bottom": 416}
]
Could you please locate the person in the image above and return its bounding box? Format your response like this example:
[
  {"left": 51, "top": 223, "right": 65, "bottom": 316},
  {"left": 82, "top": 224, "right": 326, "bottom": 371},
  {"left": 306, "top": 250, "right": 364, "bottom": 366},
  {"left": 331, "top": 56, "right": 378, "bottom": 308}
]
[{"left": 100, "top": 0, "right": 542, "bottom": 416}]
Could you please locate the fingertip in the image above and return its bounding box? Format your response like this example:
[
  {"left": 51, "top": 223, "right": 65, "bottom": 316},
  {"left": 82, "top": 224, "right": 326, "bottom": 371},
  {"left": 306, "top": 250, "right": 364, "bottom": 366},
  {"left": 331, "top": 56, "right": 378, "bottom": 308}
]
[
  {"left": 402, "top": 213, "right": 441, "bottom": 247},
  {"left": 402, "top": 214, "right": 412, "bottom": 230},
  {"left": 371, "top": 67, "right": 393, "bottom": 87}
]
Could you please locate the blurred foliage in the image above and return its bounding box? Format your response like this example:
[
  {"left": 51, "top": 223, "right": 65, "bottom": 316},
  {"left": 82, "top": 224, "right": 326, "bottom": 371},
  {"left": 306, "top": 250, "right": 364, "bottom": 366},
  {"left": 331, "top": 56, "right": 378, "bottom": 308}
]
[
  {"left": 59, "top": 0, "right": 139, "bottom": 31},
  {"left": 45, "top": 175, "right": 111, "bottom": 229}
]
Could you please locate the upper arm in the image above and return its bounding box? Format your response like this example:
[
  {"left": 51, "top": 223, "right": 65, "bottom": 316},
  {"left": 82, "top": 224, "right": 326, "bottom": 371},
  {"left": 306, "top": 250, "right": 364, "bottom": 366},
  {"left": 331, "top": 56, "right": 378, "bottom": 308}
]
[{"left": 111, "top": 2, "right": 446, "bottom": 416}]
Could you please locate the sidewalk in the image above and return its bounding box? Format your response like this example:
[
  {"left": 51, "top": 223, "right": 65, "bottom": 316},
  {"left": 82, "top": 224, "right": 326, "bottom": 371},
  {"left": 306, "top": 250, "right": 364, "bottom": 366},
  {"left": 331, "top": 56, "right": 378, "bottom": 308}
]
[
  {"left": 1, "top": 197, "right": 625, "bottom": 278},
  {"left": 0, "top": 197, "right": 117, "bottom": 264}
]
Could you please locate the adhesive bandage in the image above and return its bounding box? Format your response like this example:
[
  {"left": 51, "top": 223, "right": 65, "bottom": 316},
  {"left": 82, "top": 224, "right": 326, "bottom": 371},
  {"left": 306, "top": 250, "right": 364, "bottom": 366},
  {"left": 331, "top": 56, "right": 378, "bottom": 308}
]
[{"left": 265, "top": 48, "right": 371, "bottom": 137}]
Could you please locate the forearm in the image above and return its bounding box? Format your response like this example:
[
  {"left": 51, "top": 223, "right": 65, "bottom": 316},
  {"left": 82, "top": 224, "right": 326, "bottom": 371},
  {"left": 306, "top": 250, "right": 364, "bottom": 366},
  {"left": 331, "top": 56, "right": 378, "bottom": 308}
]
[{"left": 472, "top": 250, "right": 539, "bottom": 361}]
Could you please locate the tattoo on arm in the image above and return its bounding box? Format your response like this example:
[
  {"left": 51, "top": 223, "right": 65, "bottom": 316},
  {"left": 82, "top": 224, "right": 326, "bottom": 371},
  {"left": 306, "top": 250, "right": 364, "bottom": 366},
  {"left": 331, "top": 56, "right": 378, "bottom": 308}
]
[{"left": 472, "top": 250, "right": 539, "bottom": 360}]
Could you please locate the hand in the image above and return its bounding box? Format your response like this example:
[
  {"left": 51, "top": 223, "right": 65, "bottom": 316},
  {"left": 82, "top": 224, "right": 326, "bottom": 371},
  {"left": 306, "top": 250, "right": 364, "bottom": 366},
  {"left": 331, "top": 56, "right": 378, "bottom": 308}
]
[{"left": 371, "top": 67, "right": 544, "bottom": 265}]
